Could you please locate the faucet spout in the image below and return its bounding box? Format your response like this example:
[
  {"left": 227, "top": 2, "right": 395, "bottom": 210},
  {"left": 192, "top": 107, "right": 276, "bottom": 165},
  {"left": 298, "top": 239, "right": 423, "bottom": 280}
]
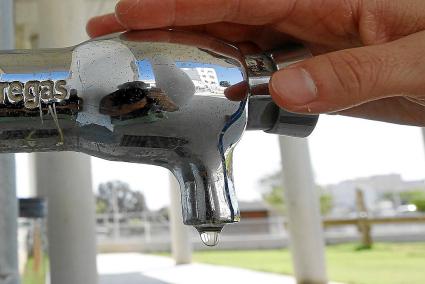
[
  {"left": 171, "top": 99, "right": 245, "bottom": 245},
  {"left": 172, "top": 147, "right": 240, "bottom": 245}
]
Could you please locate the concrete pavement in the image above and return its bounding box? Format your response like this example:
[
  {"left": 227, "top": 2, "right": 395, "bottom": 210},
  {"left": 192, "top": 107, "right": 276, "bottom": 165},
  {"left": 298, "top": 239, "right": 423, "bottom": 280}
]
[{"left": 98, "top": 253, "right": 298, "bottom": 284}]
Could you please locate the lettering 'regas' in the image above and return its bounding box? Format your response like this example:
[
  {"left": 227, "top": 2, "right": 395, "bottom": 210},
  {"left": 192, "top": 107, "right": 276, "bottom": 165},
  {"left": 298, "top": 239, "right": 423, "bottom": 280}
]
[{"left": 0, "top": 80, "right": 68, "bottom": 109}]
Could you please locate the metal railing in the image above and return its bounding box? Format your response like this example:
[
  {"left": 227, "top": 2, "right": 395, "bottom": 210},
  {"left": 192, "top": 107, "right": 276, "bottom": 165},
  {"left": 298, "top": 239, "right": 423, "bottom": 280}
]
[{"left": 95, "top": 212, "right": 425, "bottom": 252}]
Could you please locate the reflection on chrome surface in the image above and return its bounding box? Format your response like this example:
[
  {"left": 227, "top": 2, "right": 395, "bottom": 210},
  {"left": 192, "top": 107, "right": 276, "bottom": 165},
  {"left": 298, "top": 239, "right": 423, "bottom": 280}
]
[{"left": 0, "top": 30, "right": 317, "bottom": 244}]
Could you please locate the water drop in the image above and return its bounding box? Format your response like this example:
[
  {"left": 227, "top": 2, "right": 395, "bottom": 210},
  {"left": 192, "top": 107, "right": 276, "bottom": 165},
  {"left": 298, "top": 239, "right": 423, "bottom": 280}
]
[{"left": 200, "top": 231, "right": 220, "bottom": 247}]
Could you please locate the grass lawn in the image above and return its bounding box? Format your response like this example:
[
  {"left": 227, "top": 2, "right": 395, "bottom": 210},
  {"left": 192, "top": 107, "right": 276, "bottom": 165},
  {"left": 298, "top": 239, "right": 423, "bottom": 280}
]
[
  {"left": 193, "top": 243, "right": 425, "bottom": 284},
  {"left": 22, "top": 256, "right": 49, "bottom": 284}
]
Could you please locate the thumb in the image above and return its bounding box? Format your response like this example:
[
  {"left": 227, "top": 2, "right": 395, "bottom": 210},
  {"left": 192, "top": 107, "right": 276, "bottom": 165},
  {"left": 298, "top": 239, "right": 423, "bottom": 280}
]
[{"left": 269, "top": 31, "right": 425, "bottom": 114}]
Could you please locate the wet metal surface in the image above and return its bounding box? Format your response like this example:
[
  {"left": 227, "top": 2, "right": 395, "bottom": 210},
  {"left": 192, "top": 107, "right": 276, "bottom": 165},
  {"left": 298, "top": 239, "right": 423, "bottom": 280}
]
[{"left": 0, "top": 30, "right": 317, "bottom": 238}]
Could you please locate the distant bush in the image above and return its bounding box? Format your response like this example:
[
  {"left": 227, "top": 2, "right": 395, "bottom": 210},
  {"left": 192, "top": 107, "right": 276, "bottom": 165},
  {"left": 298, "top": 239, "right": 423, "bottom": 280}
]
[
  {"left": 412, "top": 198, "right": 425, "bottom": 212},
  {"left": 400, "top": 190, "right": 425, "bottom": 212}
]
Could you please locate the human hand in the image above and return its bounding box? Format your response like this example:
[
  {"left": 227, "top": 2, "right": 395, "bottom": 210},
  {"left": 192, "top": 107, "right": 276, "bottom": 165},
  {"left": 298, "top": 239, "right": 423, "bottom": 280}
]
[{"left": 87, "top": 0, "right": 425, "bottom": 126}]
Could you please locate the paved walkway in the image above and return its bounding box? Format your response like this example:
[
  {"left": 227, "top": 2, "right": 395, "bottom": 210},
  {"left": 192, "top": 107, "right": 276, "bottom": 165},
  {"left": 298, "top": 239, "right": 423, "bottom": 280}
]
[{"left": 98, "top": 253, "right": 297, "bottom": 284}]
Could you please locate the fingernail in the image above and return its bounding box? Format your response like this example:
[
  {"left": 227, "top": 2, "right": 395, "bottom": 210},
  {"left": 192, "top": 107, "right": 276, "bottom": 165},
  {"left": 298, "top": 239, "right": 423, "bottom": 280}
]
[{"left": 271, "top": 68, "right": 317, "bottom": 105}]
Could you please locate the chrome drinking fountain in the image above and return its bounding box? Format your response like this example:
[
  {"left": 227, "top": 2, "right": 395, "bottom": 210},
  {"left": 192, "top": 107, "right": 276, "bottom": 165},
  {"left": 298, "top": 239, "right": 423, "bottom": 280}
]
[{"left": 0, "top": 30, "right": 318, "bottom": 246}]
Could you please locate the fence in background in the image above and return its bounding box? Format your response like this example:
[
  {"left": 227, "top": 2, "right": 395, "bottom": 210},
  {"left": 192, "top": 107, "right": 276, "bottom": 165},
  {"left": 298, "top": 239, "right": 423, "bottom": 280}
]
[{"left": 95, "top": 212, "right": 425, "bottom": 252}]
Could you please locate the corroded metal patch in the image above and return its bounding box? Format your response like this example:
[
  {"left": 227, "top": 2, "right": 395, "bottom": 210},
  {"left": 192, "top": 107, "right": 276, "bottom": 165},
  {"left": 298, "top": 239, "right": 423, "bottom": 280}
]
[{"left": 99, "top": 81, "right": 178, "bottom": 120}]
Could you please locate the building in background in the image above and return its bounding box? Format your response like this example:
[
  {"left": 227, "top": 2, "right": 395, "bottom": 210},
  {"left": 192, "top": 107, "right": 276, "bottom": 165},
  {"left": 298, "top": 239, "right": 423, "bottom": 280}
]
[
  {"left": 182, "top": 67, "right": 224, "bottom": 93},
  {"left": 239, "top": 201, "right": 272, "bottom": 219},
  {"left": 325, "top": 174, "right": 425, "bottom": 216}
]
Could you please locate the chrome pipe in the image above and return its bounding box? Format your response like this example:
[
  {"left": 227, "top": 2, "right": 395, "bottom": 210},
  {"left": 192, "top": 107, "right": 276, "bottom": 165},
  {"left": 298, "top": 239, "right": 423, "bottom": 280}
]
[{"left": 0, "top": 30, "right": 317, "bottom": 245}]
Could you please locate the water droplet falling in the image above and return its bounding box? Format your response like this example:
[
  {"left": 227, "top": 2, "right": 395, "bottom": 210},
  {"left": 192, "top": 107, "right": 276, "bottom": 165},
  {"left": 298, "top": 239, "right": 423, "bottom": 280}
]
[
  {"left": 196, "top": 226, "right": 224, "bottom": 247},
  {"left": 200, "top": 231, "right": 220, "bottom": 247}
]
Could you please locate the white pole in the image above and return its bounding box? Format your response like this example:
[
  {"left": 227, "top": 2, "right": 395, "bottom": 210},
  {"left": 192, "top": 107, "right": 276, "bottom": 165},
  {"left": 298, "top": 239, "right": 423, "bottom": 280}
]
[
  {"left": 0, "top": 0, "right": 14, "bottom": 50},
  {"left": 421, "top": 127, "right": 425, "bottom": 180},
  {"left": 32, "top": 1, "right": 97, "bottom": 284},
  {"left": 0, "top": 1, "right": 19, "bottom": 283},
  {"left": 38, "top": 0, "right": 88, "bottom": 47},
  {"left": 422, "top": 128, "right": 425, "bottom": 162},
  {"left": 278, "top": 136, "right": 327, "bottom": 284},
  {"left": 33, "top": 153, "right": 98, "bottom": 284},
  {"left": 169, "top": 174, "right": 193, "bottom": 265},
  {"left": 111, "top": 188, "right": 120, "bottom": 240},
  {"left": 0, "top": 155, "right": 19, "bottom": 284}
]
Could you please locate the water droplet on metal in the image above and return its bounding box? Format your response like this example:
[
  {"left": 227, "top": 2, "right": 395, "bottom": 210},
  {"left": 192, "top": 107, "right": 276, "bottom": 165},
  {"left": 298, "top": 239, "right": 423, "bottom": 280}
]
[{"left": 200, "top": 231, "right": 220, "bottom": 247}]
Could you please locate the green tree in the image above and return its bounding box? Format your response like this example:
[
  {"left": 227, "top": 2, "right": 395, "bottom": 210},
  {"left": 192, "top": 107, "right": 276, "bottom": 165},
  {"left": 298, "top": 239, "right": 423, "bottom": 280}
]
[
  {"left": 320, "top": 193, "right": 333, "bottom": 215},
  {"left": 262, "top": 186, "right": 286, "bottom": 214},
  {"left": 96, "top": 199, "right": 108, "bottom": 214},
  {"left": 259, "top": 172, "right": 333, "bottom": 215},
  {"left": 382, "top": 189, "right": 425, "bottom": 212},
  {"left": 400, "top": 190, "right": 425, "bottom": 212},
  {"left": 96, "top": 180, "right": 148, "bottom": 214},
  {"left": 413, "top": 199, "right": 425, "bottom": 212}
]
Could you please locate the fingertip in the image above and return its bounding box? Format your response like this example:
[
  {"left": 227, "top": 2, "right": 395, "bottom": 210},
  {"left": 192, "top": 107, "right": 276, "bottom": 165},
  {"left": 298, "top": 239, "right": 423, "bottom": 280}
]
[
  {"left": 86, "top": 14, "right": 126, "bottom": 38},
  {"left": 115, "top": 0, "right": 163, "bottom": 29},
  {"left": 224, "top": 81, "right": 249, "bottom": 101},
  {"left": 114, "top": 0, "right": 130, "bottom": 25},
  {"left": 268, "top": 79, "right": 287, "bottom": 110},
  {"left": 86, "top": 16, "right": 112, "bottom": 38},
  {"left": 269, "top": 68, "right": 319, "bottom": 113},
  {"left": 86, "top": 16, "right": 100, "bottom": 38}
]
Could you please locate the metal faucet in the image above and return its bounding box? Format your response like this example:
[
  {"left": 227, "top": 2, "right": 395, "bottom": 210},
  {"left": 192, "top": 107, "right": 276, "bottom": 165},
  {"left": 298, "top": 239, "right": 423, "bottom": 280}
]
[{"left": 0, "top": 30, "right": 317, "bottom": 246}]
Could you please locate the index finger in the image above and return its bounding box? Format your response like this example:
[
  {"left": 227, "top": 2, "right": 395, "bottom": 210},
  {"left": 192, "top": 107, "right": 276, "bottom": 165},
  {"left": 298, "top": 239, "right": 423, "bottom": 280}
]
[
  {"left": 113, "top": 0, "right": 365, "bottom": 47},
  {"left": 87, "top": 13, "right": 125, "bottom": 38},
  {"left": 115, "top": 0, "right": 296, "bottom": 29}
]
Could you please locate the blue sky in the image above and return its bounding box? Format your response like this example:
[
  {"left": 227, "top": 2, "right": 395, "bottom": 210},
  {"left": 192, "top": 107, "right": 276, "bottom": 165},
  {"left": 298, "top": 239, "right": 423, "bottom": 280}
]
[
  {"left": 138, "top": 60, "right": 243, "bottom": 85},
  {"left": 0, "top": 72, "right": 69, "bottom": 82},
  {"left": 0, "top": 61, "right": 243, "bottom": 86}
]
